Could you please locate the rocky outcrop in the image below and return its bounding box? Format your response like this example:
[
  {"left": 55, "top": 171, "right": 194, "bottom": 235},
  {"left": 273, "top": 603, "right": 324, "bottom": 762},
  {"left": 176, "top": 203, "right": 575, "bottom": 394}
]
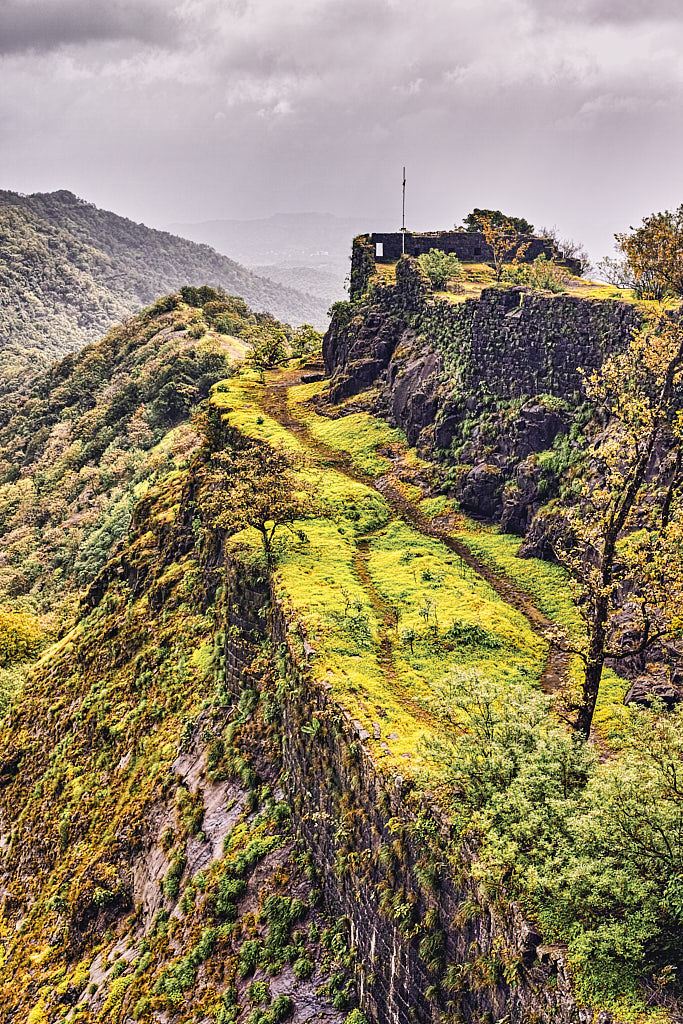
[
  {"left": 624, "top": 668, "right": 683, "bottom": 709},
  {"left": 323, "top": 259, "right": 639, "bottom": 532}
]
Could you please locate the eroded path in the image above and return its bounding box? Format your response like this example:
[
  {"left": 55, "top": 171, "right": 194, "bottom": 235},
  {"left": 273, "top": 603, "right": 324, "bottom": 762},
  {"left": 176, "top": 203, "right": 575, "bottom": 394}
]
[{"left": 258, "top": 368, "right": 571, "bottom": 698}]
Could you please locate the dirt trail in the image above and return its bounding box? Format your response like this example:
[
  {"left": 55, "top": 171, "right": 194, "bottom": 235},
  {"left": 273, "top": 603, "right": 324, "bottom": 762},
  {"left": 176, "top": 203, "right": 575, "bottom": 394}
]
[
  {"left": 257, "top": 368, "right": 571, "bottom": 697},
  {"left": 352, "top": 538, "right": 439, "bottom": 730}
]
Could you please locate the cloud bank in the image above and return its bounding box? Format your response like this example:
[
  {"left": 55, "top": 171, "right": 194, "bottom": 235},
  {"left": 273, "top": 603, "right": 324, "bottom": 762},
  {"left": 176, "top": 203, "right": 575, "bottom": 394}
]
[{"left": 1, "top": 0, "right": 680, "bottom": 259}]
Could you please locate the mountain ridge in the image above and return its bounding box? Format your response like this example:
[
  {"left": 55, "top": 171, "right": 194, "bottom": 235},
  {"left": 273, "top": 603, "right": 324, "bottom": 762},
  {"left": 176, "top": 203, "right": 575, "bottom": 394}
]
[{"left": 0, "top": 189, "right": 328, "bottom": 392}]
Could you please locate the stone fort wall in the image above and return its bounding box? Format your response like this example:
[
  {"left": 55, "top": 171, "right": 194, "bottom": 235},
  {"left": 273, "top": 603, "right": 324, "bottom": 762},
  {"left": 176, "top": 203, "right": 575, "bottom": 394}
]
[{"left": 367, "top": 230, "right": 559, "bottom": 264}]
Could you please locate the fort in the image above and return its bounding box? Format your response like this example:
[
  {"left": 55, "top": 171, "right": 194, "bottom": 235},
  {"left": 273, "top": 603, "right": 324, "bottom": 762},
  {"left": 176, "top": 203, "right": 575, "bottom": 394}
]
[{"left": 350, "top": 230, "right": 582, "bottom": 299}]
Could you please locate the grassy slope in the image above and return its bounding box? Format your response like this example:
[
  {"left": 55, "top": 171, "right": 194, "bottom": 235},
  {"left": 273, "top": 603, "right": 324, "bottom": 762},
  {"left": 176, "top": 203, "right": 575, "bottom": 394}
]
[
  {"left": 211, "top": 372, "right": 547, "bottom": 769},
  {"left": 283, "top": 377, "right": 631, "bottom": 740}
]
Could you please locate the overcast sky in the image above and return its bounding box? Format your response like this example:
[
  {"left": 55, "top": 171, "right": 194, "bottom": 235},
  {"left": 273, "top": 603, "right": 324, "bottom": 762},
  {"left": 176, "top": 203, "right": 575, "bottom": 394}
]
[{"left": 1, "top": 0, "right": 682, "bottom": 260}]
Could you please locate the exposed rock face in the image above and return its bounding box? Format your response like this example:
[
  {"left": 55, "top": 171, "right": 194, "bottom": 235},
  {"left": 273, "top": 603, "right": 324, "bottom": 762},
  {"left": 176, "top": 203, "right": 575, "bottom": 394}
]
[
  {"left": 324, "top": 309, "right": 406, "bottom": 402},
  {"left": 323, "top": 258, "right": 639, "bottom": 533},
  {"left": 624, "top": 670, "right": 683, "bottom": 709}
]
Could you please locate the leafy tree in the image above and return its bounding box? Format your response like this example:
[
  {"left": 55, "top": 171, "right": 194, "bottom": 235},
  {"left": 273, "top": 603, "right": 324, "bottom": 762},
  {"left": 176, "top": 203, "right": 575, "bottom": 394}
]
[
  {"left": 291, "top": 324, "right": 322, "bottom": 359},
  {"left": 477, "top": 213, "right": 532, "bottom": 282},
  {"left": 416, "top": 249, "right": 463, "bottom": 291},
  {"left": 207, "top": 443, "right": 324, "bottom": 559},
  {"left": 179, "top": 285, "right": 225, "bottom": 307},
  {"left": 462, "top": 208, "right": 534, "bottom": 235},
  {"left": 246, "top": 329, "right": 289, "bottom": 382},
  {"left": 420, "top": 670, "right": 683, "bottom": 1000},
  {"left": 554, "top": 313, "right": 683, "bottom": 738},
  {"left": 616, "top": 206, "right": 683, "bottom": 299}
]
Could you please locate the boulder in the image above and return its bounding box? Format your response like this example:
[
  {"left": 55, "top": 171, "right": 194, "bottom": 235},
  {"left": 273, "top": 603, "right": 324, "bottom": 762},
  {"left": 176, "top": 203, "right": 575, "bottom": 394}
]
[{"left": 624, "top": 669, "right": 682, "bottom": 709}]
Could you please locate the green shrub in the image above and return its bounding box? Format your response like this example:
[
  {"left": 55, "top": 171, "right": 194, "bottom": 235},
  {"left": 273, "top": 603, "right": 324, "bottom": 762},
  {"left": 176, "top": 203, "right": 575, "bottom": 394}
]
[
  {"left": 269, "top": 994, "right": 294, "bottom": 1022},
  {"left": 162, "top": 852, "right": 186, "bottom": 900},
  {"left": 417, "top": 249, "right": 463, "bottom": 290},
  {"left": 293, "top": 955, "right": 314, "bottom": 980}
]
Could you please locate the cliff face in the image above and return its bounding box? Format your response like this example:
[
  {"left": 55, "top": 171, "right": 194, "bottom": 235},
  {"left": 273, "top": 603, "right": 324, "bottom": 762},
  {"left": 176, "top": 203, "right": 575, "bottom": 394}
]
[{"left": 324, "top": 257, "right": 639, "bottom": 532}]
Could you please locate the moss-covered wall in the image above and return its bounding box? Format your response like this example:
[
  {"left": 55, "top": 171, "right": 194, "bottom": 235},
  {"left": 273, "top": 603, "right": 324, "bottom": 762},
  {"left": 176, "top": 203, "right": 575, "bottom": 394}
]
[
  {"left": 417, "top": 286, "right": 639, "bottom": 402},
  {"left": 350, "top": 237, "right": 376, "bottom": 301}
]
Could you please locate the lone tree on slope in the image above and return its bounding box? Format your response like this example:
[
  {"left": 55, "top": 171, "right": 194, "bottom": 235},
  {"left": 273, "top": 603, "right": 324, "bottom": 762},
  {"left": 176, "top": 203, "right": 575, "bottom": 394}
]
[{"left": 206, "top": 441, "right": 323, "bottom": 561}]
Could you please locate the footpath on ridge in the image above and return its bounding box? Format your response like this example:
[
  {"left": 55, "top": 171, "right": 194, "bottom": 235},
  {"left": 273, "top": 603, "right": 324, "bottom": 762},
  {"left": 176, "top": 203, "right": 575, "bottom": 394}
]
[{"left": 256, "top": 367, "right": 572, "bottom": 700}]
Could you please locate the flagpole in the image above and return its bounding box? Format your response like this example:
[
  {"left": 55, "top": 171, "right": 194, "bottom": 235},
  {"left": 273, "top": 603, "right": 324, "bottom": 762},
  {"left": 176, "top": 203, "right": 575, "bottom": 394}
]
[{"left": 402, "top": 166, "right": 406, "bottom": 255}]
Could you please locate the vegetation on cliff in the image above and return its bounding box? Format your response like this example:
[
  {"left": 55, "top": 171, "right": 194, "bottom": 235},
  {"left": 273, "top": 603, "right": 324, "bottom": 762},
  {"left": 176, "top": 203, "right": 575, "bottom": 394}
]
[
  {"left": 0, "top": 269, "right": 681, "bottom": 1022},
  {"left": 0, "top": 297, "right": 356, "bottom": 1023}
]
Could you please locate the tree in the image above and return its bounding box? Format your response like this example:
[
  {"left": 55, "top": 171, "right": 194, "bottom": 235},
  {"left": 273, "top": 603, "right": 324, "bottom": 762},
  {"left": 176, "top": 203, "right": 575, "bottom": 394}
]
[
  {"left": 291, "top": 324, "right": 322, "bottom": 359},
  {"left": 245, "top": 328, "right": 289, "bottom": 381},
  {"left": 478, "top": 214, "right": 532, "bottom": 282},
  {"left": 554, "top": 313, "right": 683, "bottom": 738},
  {"left": 206, "top": 442, "right": 323, "bottom": 560},
  {"left": 462, "top": 208, "right": 534, "bottom": 235},
  {"left": 616, "top": 206, "right": 683, "bottom": 299},
  {"left": 416, "top": 249, "right": 463, "bottom": 290}
]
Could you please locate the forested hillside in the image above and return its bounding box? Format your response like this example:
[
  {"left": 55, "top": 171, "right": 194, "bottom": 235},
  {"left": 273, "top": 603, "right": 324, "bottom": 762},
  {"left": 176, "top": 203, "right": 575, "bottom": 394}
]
[{"left": 0, "top": 190, "right": 327, "bottom": 391}]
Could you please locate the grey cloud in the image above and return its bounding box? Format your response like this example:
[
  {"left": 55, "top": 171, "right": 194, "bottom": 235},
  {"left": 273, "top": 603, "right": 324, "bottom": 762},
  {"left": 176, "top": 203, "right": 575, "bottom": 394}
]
[
  {"left": 2, "top": 0, "right": 683, "bottom": 269},
  {"left": 0, "top": 0, "right": 183, "bottom": 54},
  {"left": 525, "top": 0, "right": 683, "bottom": 23}
]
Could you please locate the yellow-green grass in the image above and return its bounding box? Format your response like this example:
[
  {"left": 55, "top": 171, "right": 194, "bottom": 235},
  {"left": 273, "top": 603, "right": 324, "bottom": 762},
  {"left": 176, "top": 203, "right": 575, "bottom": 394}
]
[
  {"left": 211, "top": 372, "right": 307, "bottom": 455},
  {"left": 454, "top": 528, "right": 630, "bottom": 739},
  {"left": 454, "top": 530, "right": 581, "bottom": 629},
  {"left": 365, "top": 519, "right": 547, "bottom": 698},
  {"left": 287, "top": 380, "right": 407, "bottom": 475},
  {"left": 274, "top": 522, "right": 431, "bottom": 760},
  {"left": 214, "top": 373, "right": 548, "bottom": 770},
  {"left": 213, "top": 369, "right": 627, "bottom": 749},
  {"left": 234, "top": 508, "right": 549, "bottom": 776},
  {"left": 372, "top": 263, "right": 396, "bottom": 286},
  {"left": 367, "top": 259, "right": 683, "bottom": 312},
  {"left": 229, "top": 514, "right": 432, "bottom": 765},
  {"left": 292, "top": 373, "right": 630, "bottom": 742}
]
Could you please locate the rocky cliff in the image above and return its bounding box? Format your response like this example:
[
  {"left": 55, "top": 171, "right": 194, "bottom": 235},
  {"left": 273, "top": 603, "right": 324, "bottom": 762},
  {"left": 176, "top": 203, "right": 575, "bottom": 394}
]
[{"left": 324, "top": 256, "right": 639, "bottom": 534}]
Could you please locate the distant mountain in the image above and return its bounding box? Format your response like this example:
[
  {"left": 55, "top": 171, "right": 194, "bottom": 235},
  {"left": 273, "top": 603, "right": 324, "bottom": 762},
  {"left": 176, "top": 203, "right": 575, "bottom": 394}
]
[
  {"left": 0, "top": 190, "right": 328, "bottom": 391},
  {"left": 251, "top": 263, "right": 345, "bottom": 310},
  {"left": 169, "top": 211, "right": 368, "bottom": 307}
]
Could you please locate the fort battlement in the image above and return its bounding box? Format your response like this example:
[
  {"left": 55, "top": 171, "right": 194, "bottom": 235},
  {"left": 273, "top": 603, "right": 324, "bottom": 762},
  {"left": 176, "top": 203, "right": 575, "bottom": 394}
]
[
  {"left": 368, "top": 229, "right": 560, "bottom": 262},
  {"left": 350, "top": 230, "right": 582, "bottom": 299}
]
